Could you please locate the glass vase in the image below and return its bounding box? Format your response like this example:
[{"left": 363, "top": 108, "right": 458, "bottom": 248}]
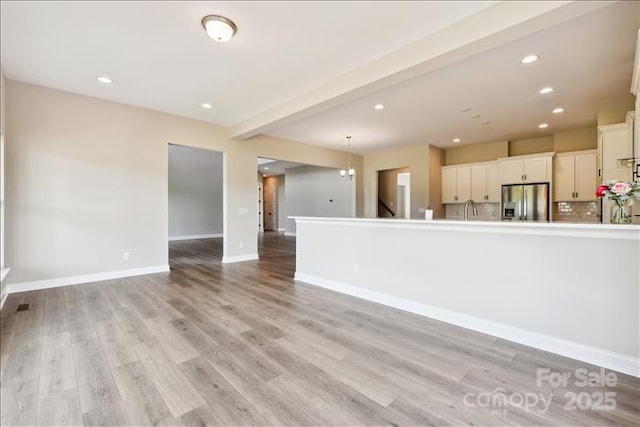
[{"left": 610, "top": 200, "right": 632, "bottom": 224}]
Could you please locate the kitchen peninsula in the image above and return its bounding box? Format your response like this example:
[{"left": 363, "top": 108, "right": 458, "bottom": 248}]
[{"left": 293, "top": 217, "right": 640, "bottom": 376}]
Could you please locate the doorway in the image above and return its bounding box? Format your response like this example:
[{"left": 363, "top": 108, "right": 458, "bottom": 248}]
[
  {"left": 377, "top": 166, "right": 410, "bottom": 218},
  {"left": 397, "top": 172, "right": 411, "bottom": 219},
  {"left": 167, "top": 144, "right": 224, "bottom": 267},
  {"left": 263, "top": 179, "right": 278, "bottom": 231}
]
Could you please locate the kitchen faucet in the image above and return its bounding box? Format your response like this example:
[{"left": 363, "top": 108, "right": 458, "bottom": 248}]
[{"left": 464, "top": 199, "right": 478, "bottom": 221}]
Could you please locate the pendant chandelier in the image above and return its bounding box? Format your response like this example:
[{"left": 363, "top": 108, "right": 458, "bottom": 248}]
[{"left": 340, "top": 135, "right": 355, "bottom": 180}]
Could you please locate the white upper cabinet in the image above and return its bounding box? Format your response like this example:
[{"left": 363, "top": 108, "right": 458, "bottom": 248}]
[
  {"left": 470, "top": 162, "right": 500, "bottom": 202},
  {"left": 498, "top": 153, "right": 553, "bottom": 184},
  {"left": 486, "top": 163, "right": 501, "bottom": 203},
  {"left": 553, "top": 151, "right": 597, "bottom": 202},
  {"left": 554, "top": 155, "right": 575, "bottom": 201},
  {"left": 442, "top": 167, "right": 457, "bottom": 204},
  {"left": 441, "top": 165, "right": 470, "bottom": 203},
  {"left": 599, "top": 113, "right": 633, "bottom": 183},
  {"left": 574, "top": 152, "right": 597, "bottom": 201}
]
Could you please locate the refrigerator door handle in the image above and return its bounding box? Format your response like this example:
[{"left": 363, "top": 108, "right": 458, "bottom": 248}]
[{"left": 523, "top": 188, "right": 527, "bottom": 220}]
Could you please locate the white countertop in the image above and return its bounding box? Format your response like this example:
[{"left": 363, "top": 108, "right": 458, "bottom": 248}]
[{"left": 291, "top": 217, "right": 640, "bottom": 240}]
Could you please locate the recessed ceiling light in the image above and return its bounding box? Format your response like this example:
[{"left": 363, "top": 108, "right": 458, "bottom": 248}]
[
  {"left": 539, "top": 87, "right": 553, "bottom": 94},
  {"left": 201, "top": 15, "right": 237, "bottom": 42},
  {"left": 97, "top": 75, "right": 112, "bottom": 84},
  {"left": 461, "top": 107, "right": 471, "bottom": 112},
  {"left": 264, "top": 167, "right": 269, "bottom": 170},
  {"left": 374, "top": 104, "right": 385, "bottom": 110},
  {"left": 552, "top": 107, "right": 564, "bottom": 114},
  {"left": 453, "top": 138, "right": 461, "bottom": 143},
  {"left": 538, "top": 123, "right": 549, "bottom": 129},
  {"left": 201, "top": 103, "right": 212, "bottom": 109},
  {"left": 521, "top": 55, "right": 539, "bottom": 64},
  {"left": 472, "top": 114, "right": 480, "bottom": 119},
  {"left": 481, "top": 121, "right": 490, "bottom": 125}
]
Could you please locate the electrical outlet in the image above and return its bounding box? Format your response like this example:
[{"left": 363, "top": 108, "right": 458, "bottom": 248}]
[
  {"left": 352, "top": 264, "right": 359, "bottom": 274},
  {"left": 239, "top": 241, "right": 244, "bottom": 248},
  {"left": 123, "top": 251, "right": 130, "bottom": 260}
]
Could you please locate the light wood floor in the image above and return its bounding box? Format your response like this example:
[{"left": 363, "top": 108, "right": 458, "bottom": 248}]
[{"left": 1, "top": 233, "right": 638, "bottom": 426}]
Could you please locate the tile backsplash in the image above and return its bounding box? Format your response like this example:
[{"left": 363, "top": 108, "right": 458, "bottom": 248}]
[
  {"left": 554, "top": 201, "right": 600, "bottom": 223},
  {"left": 445, "top": 203, "right": 501, "bottom": 220}
]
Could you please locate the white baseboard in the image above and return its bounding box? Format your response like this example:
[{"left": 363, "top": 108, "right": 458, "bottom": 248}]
[
  {"left": 0, "top": 267, "right": 11, "bottom": 310},
  {"left": 294, "top": 272, "right": 640, "bottom": 378},
  {"left": 221, "top": 254, "right": 259, "bottom": 264},
  {"left": 0, "top": 289, "right": 8, "bottom": 311},
  {"left": 168, "top": 233, "right": 223, "bottom": 241},
  {"left": 5, "top": 265, "right": 171, "bottom": 295},
  {"left": 284, "top": 232, "right": 296, "bottom": 237}
]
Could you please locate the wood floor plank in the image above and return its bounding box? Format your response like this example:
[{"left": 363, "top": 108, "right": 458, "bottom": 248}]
[
  {"left": 0, "top": 378, "right": 39, "bottom": 427},
  {"left": 2, "top": 299, "right": 44, "bottom": 385},
  {"left": 38, "top": 330, "right": 77, "bottom": 399},
  {"left": 143, "top": 316, "right": 200, "bottom": 364},
  {"left": 36, "top": 388, "right": 82, "bottom": 427},
  {"left": 134, "top": 338, "right": 207, "bottom": 418},
  {"left": 179, "top": 356, "right": 265, "bottom": 426},
  {"left": 42, "top": 287, "right": 69, "bottom": 335},
  {"left": 70, "top": 329, "right": 127, "bottom": 417},
  {"left": 112, "top": 361, "right": 176, "bottom": 426},
  {"left": 94, "top": 317, "right": 140, "bottom": 368},
  {"left": 276, "top": 333, "right": 400, "bottom": 407}
]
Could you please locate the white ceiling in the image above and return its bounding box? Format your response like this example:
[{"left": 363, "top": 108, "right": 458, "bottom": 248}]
[
  {"left": 267, "top": 1, "right": 639, "bottom": 152},
  {"left": 257, "top": 158, "right": 310, "bottom": 177},
  {"left": 0, "top": 1, "right": 495, "bottom": 126},
  {"left": 1, "top": 1, "right": 637, "bottom": 154}
]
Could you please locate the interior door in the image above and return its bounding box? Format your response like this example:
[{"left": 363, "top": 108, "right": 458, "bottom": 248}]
[{"left": 263, "top": 183, "right": 277, "bottom": 231}]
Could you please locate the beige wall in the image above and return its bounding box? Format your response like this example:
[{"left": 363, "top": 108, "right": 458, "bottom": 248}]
[
  {"left": 553, "top": 126, "right": 597, "bottom": 152},
  {"left": 445, "top": 140, "right": 508, "bottom": 165},
  {"left": 444, "top": 126, "right": 599, "bottom": 165},
  {"left": 428, "top": 146, "right": 444, "bottom": 219},
  {"left": 597, "top": 95, "right": 635, "bottom": 126},
  {"left": 5, "top": 81, "right": 362, "bottom": 283},
  {"left": 363, "top": 144, "right": 429, "bottom": 219},
  {"left": 509, "top": 136, "right": 553, "bottom": 156}
]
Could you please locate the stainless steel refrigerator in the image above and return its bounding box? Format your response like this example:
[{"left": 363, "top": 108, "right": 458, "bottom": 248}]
[{"left": 501, "top": 183, "right": 549, "bottom": 221}]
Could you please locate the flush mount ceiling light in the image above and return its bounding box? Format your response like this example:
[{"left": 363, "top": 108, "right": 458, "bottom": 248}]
[
  {"left": 538, "top": 123, "right": 549, "bottom": 129},
  {"left": 97, "top": 75, "right": 112, "bottom": 84},
  {"left": 201, "top": 103, "right": 212, "bottom": 109},
  {"left": 453, "top": 138, "right": 461, "bottom": 143},
  {"left": 539, "top": 87, "right": 553, "bottom": 94},
  {"left": 339, "top": 136, "right": 355, "bottom": 180},
  {"left": 552, "top": 107, "right": 564, "bottom": 114},
  {"left": 374, "top": 104, "right": 385, "bottom": 110},
  {"left": 201, "top": 15, "right": 237, "bottom": 42},
  {"left": 521, "top": 54, "right": 539, "bottom": 64}
]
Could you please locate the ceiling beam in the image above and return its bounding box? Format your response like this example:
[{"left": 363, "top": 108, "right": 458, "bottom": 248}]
[{"left": 231, "top": 1, "right": 614, "bottom": 140}]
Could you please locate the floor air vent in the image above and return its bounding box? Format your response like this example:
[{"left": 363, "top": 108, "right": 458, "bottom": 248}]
[{"left": 16, "top": 304, "right": 30, "bottom": 312}]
